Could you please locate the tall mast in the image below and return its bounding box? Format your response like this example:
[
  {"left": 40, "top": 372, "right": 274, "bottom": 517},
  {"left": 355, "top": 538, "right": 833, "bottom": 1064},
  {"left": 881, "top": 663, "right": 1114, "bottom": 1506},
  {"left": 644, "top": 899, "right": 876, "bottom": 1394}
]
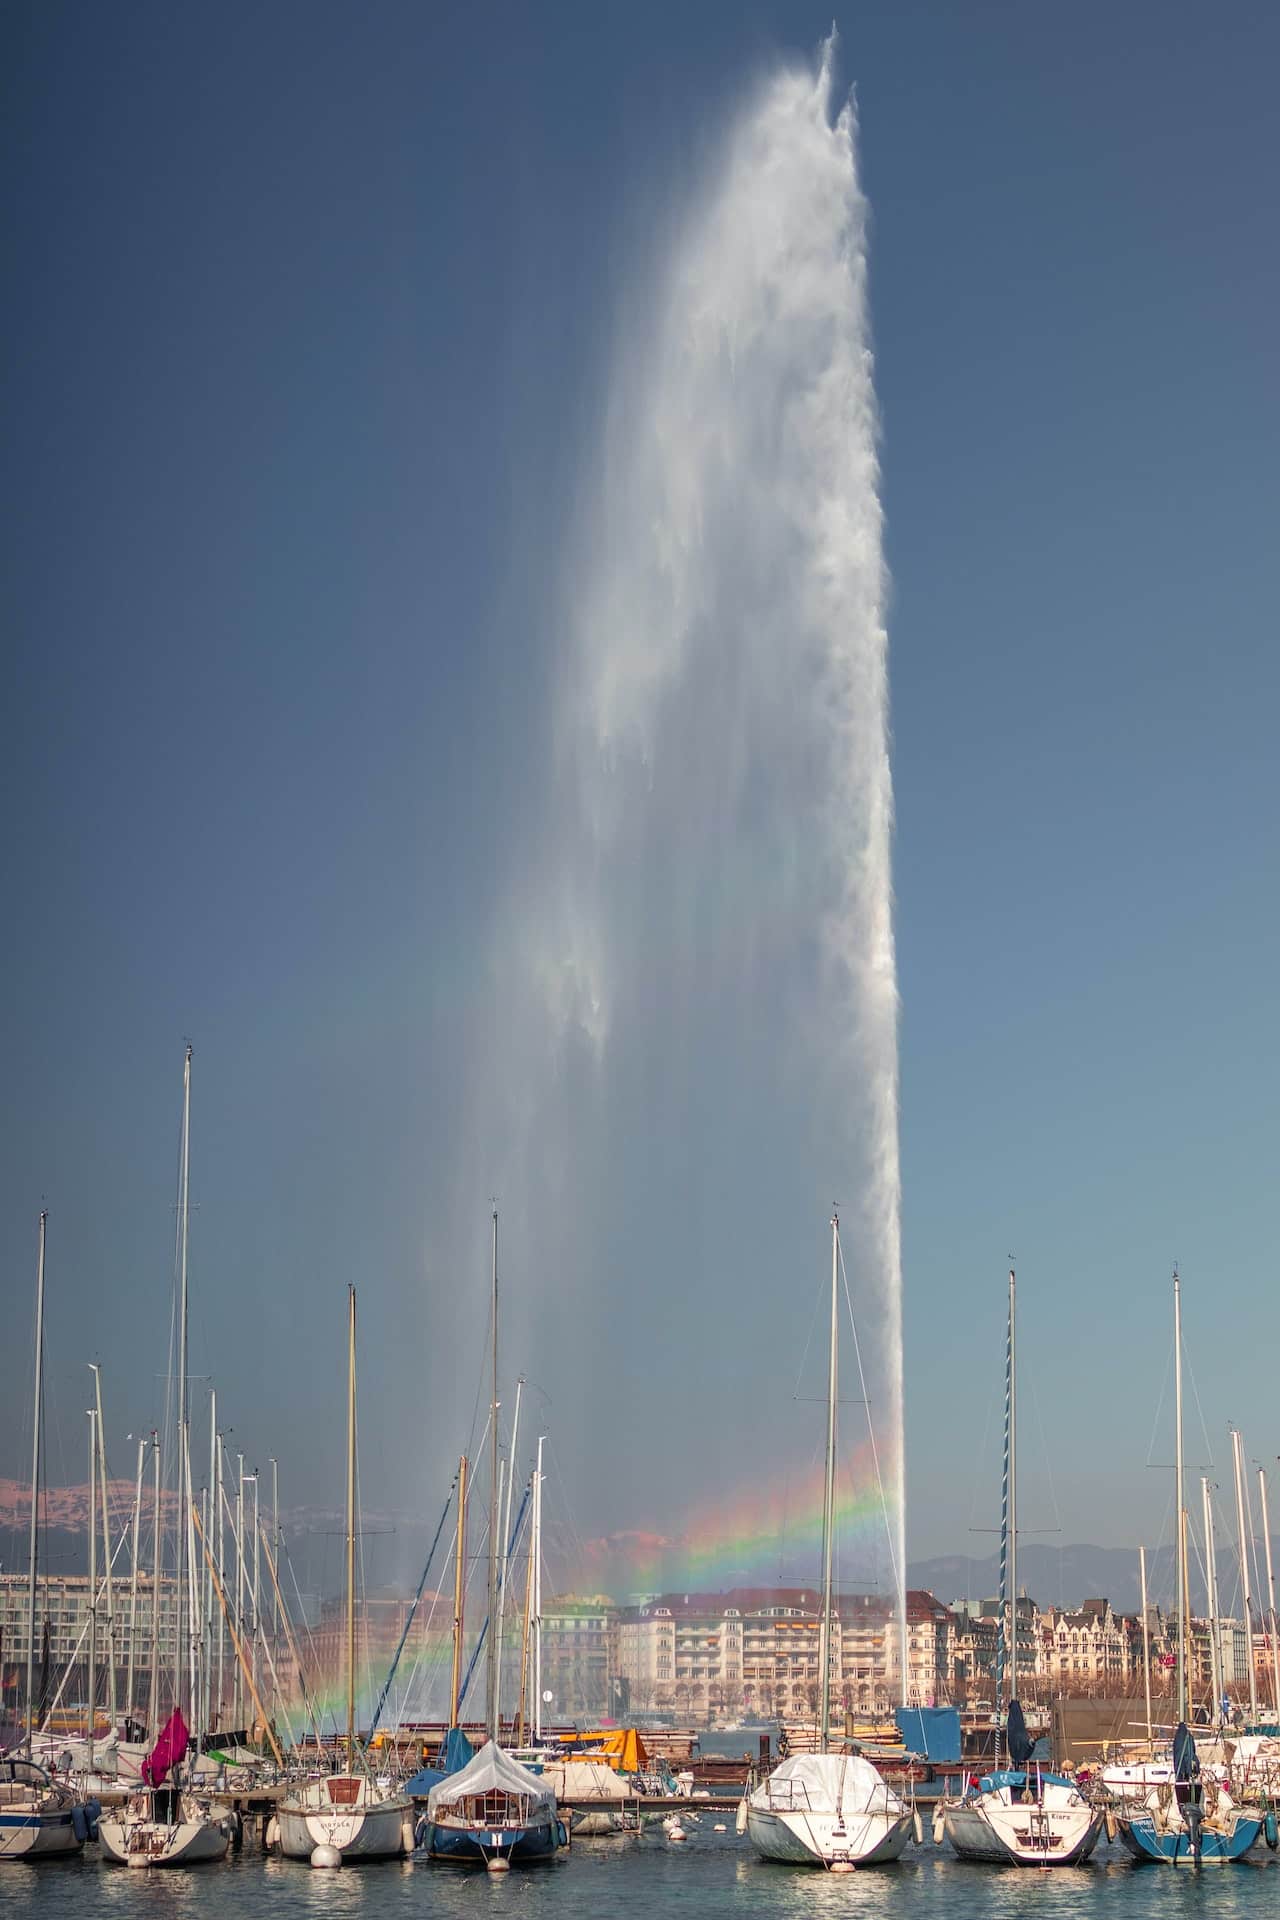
[
  {"left": 1231, "top": 1428, "right": 1258, "bottom": 1722},
  {"left": 87, "top": 1407, "right": 98, "bottom": 1771},
  {"left": 818, "top": 1211, "right": 839, "bottom": 1750},
  {"left": 1174, "top": 1268, "right": 1186, "bottom": 1724},
  {"left": 125, "top": 1436, "right": 145, "bottom": 1726},
  {"left": 346, "top": 1283, "right": 357, "bottom": 1767},
  {"left": 1008, "top": 1269, "right": 1018, "bottom": 1711},
  {"left": 486, "top": 1207, "right": 500, "bottom": 1740},
  {"left": 25, "top": 1212, "right": 46, "bottom": 1754},
  {"left": 90, "top": 1365, "right": 118, "bottom": 1728},
  {"left": 1202, "top": 1478, "right": 1222, "bottom": 1722},
  {"left": 148, "top": 1433, "right": 161, "bottom": 1730},
  {"left": 1139, "top": 1545, "right": 1152, "bottom": 1745},
  {"left": 533, "top": 1434, "right": 545, "bottom": 1742},
  {"left": 175, "top": 1043, "right": 192, "bottom": 1720},
  {"left": 1258, "top": 1468, "right": 1280, "bottom": 1715},
  {"left": 495, "top": 1375, "right": 523, "bottom": 1731},
  {"left": 449, "top": 1454, "right": 469, "bottom": 1728}
]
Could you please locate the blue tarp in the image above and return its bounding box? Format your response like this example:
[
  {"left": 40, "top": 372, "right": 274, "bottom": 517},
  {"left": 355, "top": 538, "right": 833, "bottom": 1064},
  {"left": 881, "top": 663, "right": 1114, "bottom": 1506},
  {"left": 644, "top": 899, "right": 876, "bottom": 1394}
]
[
  {"left": 403, "top": 1726, "right": 475, "bottom": 1798},
  {"left": 895, "top": 1706, "right": 961, "bottom": 1764}
]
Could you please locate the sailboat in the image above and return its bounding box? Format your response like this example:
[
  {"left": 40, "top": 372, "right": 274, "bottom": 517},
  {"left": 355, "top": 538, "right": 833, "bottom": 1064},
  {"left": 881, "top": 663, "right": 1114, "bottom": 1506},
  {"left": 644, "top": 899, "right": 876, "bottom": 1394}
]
[
  {"left": 743, "top": 1212, "right": 914, "bottom": 1869},
  {"left": 418, "top": 1209, "right": 564, "bottom": 1869},
  {"left": 940, "top": 1270, "right": 1101, "bottom": 1866},
  {"left": 1109, "top": 1271, "right": 1261, "bottom": 1865},
  {"left": 1, "top": 1213, "right": 95, "bottom": 1863},
  {"left": 277, "top": 1285, "right": 413, "bottom": 1864},
  {"left": 99, "top": 1048, "right": 232, "bottom": 1867}
]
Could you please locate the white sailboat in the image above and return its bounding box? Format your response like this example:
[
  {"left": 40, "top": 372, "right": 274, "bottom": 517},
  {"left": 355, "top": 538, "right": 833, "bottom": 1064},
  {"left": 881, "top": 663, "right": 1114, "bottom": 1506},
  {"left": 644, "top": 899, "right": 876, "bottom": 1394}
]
[
  {"left": 277, "top": 1285, "right": 413, "bottom": 1864},
  {"left": 744, "top": 1212, "right": 914, "bottom": 1869},
  {"left": 99, "top": 1047, "right": 230, "bottom": 1868},
  {"left": 940, "top": 1270, "right": 1101, "bottom": 1867}
]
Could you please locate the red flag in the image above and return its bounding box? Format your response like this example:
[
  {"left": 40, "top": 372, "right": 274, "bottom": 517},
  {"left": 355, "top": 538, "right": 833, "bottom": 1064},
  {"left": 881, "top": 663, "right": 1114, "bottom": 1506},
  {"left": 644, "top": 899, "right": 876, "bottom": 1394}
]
[{"left": 142, "top": 1708, "right": 190, "bottom": 1787}]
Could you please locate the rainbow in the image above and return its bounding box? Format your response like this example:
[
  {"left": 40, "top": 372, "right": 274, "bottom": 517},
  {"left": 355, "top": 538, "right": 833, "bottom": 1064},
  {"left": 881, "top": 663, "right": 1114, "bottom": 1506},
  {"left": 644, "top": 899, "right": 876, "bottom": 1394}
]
[{"left": 577, "top": 1437, "right": 900, "bottom": 1598}]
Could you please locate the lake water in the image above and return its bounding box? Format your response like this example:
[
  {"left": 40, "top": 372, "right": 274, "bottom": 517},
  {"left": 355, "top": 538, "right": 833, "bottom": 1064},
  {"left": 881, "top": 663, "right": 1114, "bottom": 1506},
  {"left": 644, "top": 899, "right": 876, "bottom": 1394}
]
[{"left": 4, "top": 1827, "right": 1280, "bottom": 1919}]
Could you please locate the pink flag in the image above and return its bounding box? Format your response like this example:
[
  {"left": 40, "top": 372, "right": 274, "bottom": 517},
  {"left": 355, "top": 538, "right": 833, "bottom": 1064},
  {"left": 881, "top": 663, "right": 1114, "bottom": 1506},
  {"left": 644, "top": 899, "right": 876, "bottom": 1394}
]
[{"left": 142, "top": 1708, "right": 190, "bottom": 1787}]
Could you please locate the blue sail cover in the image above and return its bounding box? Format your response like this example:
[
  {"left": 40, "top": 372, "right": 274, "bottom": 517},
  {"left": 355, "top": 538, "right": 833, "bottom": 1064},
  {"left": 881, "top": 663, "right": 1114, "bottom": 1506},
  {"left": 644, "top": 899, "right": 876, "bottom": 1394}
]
[
  {"left": 403, "top": 1726, "right": 475, "bottom": 1798},
  {"left": 1006, "top": 1699, "right": 1034, "bottom": 1768},
  {"left": 1172, "top": 1722, "right": 1199, "bottom": 1783}
]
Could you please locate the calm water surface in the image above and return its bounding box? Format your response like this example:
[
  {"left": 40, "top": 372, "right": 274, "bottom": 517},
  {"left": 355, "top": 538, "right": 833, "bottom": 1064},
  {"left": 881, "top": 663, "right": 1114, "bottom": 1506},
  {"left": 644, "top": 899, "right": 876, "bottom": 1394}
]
[{"left": 4, "top": 1830, "right": 1280, "bottom": 1919}]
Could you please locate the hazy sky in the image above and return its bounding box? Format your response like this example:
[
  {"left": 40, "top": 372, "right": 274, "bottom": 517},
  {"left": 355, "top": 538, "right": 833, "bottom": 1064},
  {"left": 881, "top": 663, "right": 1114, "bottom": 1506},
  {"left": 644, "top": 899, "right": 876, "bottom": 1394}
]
[{"left": 3, "top": 0, "right": 1276, "bottom": 1588}]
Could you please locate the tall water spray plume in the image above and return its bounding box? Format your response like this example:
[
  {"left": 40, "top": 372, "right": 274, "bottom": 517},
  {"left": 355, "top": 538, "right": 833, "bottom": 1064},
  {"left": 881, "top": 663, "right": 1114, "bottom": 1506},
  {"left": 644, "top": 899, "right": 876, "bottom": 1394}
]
[{"left": 440, "top": 38, "right": 904, "bottom": 1657}]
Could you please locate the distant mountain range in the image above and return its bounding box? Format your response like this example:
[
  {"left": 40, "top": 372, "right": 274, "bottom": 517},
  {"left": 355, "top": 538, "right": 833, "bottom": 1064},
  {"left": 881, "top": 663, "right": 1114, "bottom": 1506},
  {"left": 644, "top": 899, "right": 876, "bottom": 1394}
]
[
  {"left": 3, "top": 1481, "right": 1273, "bottom": 1618},
  {"left": 905, "top": 1542, "right": 1278, "bottom": 1617}
]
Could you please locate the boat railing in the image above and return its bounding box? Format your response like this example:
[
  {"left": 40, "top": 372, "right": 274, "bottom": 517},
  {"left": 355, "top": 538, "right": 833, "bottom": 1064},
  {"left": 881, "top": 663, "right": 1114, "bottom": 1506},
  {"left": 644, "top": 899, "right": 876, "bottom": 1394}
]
[{"left": 763, "top": 1778, "right": 813, "bottom": 1812}]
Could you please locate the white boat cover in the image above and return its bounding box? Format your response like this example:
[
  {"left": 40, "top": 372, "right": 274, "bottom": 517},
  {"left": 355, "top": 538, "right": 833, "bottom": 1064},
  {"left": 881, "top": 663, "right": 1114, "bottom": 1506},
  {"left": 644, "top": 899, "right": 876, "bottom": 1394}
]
[
  {"left": 540, "top": 1760, "right": 622, "bottom": 1801},
  {"left": 427, "top": 1741, "right": 556, "bottom": 1818},
  {"left": 749, "top": 1751, "right": 904, "bottom": 1816}
]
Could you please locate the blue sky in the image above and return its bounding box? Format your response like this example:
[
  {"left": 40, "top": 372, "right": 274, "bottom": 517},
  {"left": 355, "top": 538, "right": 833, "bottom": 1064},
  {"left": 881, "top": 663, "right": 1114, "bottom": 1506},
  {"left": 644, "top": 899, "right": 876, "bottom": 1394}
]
[{"left": 2, "top": 0, "right": 1276, "bottom": 1579}]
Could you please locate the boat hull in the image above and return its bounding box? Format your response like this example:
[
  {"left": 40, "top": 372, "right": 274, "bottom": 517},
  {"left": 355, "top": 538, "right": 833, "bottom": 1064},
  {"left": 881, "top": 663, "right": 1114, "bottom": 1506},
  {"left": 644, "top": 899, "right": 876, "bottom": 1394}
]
[
  {"left": 277, "top": 1794, "right": 412, "bottom": 1861},
  {"left": 1114, "top": 1810, "right": 1261, "bottom": 1865},
  {"left": 746, "top": 1805, "right": 913, "bottom": 1867},
  {"left": 942, "top": 1798, "right": 1101, "bottom": 1866},
  {"left": 98, "top": 1812, "right": 229, "bottom": 1867},
  {"left": 0, "top": 1809, "right": 83, "bottom": 1862},
  {"left": 418, "top": 1813, "right": 563, "bottom": 1866}
]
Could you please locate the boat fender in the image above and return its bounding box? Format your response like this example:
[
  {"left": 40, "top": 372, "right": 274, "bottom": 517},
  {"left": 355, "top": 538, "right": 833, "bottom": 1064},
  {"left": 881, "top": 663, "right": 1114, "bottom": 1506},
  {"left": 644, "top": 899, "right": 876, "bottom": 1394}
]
[
  {"left": 265, "top": 1815, "right": 280, "bottom": 1850},
  {"left": 73, "top": 1804, "right": 89, "bottom": 1845},
  {"left": 414, "top": 1814, "right": 431, "bottom": 1851},
  {"left": 931, "top": 1807, "right": 945, "bottom": 1846},
  {"left": 400, "top": 1812, "right": 416, "bottom": 1856},
  {"left": 1265, "top": 1810, "right": 1278, "bottom": 1851},
  {"left": 735, "top": 1798, "right": 749, "bottom": 1835},
  {"left": 225, "top": 1807, "right": 243, "bottom": 1850},
  {"left": 556, "top": 1819, "right": 569, "bottom": 1848},
  {"left": 1104, "top": 1807, "right": 1117, "bottom": 1843},
  {"left": 912, "top": 1809, "right": 924, "bottom": 1847}
]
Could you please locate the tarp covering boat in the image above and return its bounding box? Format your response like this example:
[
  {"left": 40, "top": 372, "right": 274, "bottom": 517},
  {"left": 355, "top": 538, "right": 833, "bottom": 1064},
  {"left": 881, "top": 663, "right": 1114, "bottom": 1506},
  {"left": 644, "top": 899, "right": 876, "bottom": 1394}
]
[
  {"left": 895, "top": 1706, "right": 961, "bottom": 1764},
  {"left": 426, "top": 1740, "right": 555, "bottom": 1819},
  {"left": 748, "top": 1750, "right": 904, "bottom": 1816}
]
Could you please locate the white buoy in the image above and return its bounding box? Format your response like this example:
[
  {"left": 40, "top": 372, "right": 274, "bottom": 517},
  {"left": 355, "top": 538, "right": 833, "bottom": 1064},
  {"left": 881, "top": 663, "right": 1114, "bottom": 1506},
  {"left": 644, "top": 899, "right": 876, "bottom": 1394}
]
[
  {"left": 830, "top": 1859, "right": 855, "bottom": 1873},
  {"left": 714, "top": 1822, "right": 727, "bottom": 1832},
  {"left": 126, "top": 1854, "right": 149, "bottom": 1869},
  {"left": 667, "top": 1824, "right": 687, "bottom": 1843},
  {"left": 311, "top": 1844, "right": 343, "bottom": 1869},
  {"left": 486, "top": 1854, "right": 511, "bottom": 1872}
]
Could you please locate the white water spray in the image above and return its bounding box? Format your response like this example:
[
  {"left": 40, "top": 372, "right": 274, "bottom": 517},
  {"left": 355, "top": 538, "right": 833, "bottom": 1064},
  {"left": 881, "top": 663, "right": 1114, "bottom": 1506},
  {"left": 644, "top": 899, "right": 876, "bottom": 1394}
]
[{"left": 443, "top": 39, "right": 904, "bottom": 1665}]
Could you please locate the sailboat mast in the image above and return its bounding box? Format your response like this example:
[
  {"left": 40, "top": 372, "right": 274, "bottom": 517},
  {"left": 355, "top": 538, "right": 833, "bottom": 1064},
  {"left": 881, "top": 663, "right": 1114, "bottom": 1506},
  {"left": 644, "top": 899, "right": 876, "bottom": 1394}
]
[
  {"left": 91, "top": 1365, "right": 118, "bottom": 1728},
  {"left": 449, "top": 1454, "right": 469, "bottom": 1728},
  {"left": 1231, "top": 1428, "right": 1258, "bottom": 1722},
  {"left": 1258, "top": 1468, "right": 1280, "bottom": 1715},
  {"left": 25, "top": 1212, "right": 46, "bottom": 1755},
  {"left": 1008, "top": 1269, "right": 1018, "bottom": 1711},
  {"left": 533, "top": 1434, "right": 545, "bottom": 1742},
  {"left": 818, "top": 1211, "right": 839, "bottom": 1751},
  {"left": 1202, "top": 1478, "right": 1222, "bottom": 1721},
  {"left": 1139, "top": 1545, "right": 1152, "bottom": 1745},
  {"left": 1174, "top": 1268, "right": 1186, "bottom": 1724},
  {"left": 486, "top": 1206, "right": 499, "bottom": 1740},
  {"left": 125, "top": 1436, "right": 144, "bottom": 1726},
  {"left": 176, "top": 1043, "right": 192, "bottom": 1719},
  {"left": 148, "top": 1433, "right": 161, "bottom": 1731},
  {"left": 346, "top": 1283, "right": 357, "bottom": 1766},
  {"left": 87, "top": 1407, "right": 97, "bottom": 1771}
]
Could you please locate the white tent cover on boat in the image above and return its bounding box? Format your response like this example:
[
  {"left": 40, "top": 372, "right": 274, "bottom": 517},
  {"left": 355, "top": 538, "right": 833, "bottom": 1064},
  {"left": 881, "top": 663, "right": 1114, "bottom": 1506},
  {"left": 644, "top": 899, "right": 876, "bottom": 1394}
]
[
  {"left": 749, "top": 1751, "right": 905, "bottom": 1816},
  {"left": 540, "top": 1760, "right": 623, "bottom": 1801},
  {"left": 426, "top": 1741, "right": 556, "bottom": 1818}
]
